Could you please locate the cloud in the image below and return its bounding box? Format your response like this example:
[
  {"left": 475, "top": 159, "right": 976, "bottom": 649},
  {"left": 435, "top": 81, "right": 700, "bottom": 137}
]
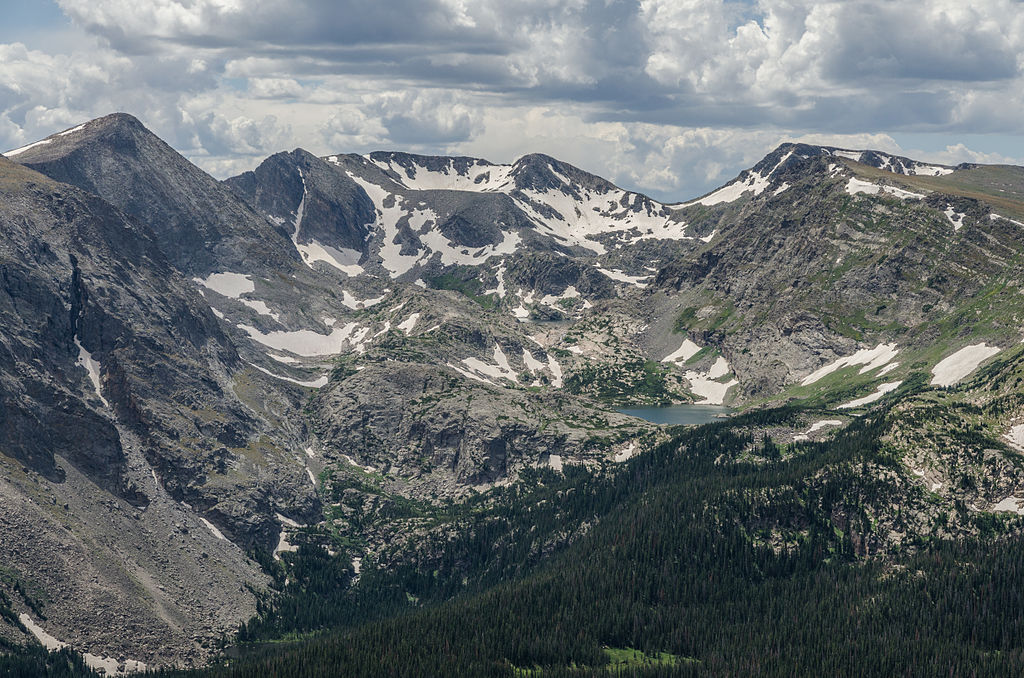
[
  {"left": 1, "top": 0, "right": 1023, "bottom": 199},
  {"left": 366, "top": 89, "right": 482, "bottom": 145}
]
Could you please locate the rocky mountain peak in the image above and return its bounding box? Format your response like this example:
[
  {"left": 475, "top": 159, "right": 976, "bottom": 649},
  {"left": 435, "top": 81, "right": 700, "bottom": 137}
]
[
  {"left": 11, "top": 112, "right": 299, "bottom": 276},
  {"left": 756, "top": 141, "right": 956, "bottom": 178},
  {"left": 2, "top": 112, "right": 146, "bottom": 164}
]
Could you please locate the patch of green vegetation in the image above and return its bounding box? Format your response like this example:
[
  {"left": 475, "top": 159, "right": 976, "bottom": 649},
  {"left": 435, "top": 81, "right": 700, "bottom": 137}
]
[
  {"left": 565, "top": 359, "right": 680, "bottom": 405},
  {"left": 0, "top": 566, "right": 47, "bottom": 619},
  {"left": 683, "top": 346, "right": 715, "bottom": 366},
  {"left": 673, "top": 301, "right": 736, "bottom": 334},
  {"left": 228, "top": 435, "right": 285, "bottom": 469},
  {"left": 673, "top": 306, "right": 697, "bottom": 333},
  {"left": 330, "top": 356, "right": 359, "bottom": 382},
  {"left": 603, "top": 647, "right": 690, "bottom": 669},
  {"left": 427, "top": 268, "right": 498, "bottom": 309}
]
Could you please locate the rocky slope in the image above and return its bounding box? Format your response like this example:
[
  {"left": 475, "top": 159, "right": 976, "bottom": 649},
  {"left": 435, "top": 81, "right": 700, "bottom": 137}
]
[{"left": 0, "top": 156, "right": 285, "bottom": 667}]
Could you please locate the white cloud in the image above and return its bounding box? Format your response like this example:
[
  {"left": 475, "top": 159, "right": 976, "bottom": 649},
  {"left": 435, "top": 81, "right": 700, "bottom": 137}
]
[{"left": 1, "top": 1, "right": 1023, "bottom": 199}]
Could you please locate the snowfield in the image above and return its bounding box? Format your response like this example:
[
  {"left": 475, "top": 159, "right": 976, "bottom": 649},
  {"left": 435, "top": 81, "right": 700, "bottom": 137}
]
[
  {"left": 801, "top": 343, "right": 899, "bottom": 386},
  {"left": 838, "top": 381, "right": 902, "bottom": 409},
  {"left": 661, "top": 337, "right": 701, "bottom": 364},
  {"left": 194, "top": 272, "right": 254, "bottom": 298},
  {"left": 239, "top": 322, "right": 363, "bottom": 356},
  {"left": 75, "top": 337, "right": 109, "bottom": 407},
  {"left": 930, "top": 343, "right": 1000, "bottom": 386},
  {"left": 844, "top": 178, "right": 924, "bottom": 200},
  {"left": 1004, "top": 424, "right": 1024, "bottom": 451},
  {"left": 685, "top": 371, "right": 738, "bottom": 405}
]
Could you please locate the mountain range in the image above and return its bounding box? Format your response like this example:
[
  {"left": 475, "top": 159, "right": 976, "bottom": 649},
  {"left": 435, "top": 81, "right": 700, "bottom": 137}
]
[{"left": 1, "top": 113, "right": 1023, "bottom": 675}]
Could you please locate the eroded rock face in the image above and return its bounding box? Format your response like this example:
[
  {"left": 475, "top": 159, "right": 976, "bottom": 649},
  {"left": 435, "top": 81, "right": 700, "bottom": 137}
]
[
  {"left": 226, "top": 149, "right": 376, "bottom": 257},
  {"left": 312, "top": 360, "right": 645, "bottom": 500},
  {"left": 0, "top": 156, "right": 312, "bottom": 664}
]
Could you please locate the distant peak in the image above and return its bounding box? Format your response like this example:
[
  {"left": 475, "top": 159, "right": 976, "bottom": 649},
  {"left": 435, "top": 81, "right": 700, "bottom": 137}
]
[
  {"left": 756, "top": 142, "right": 955, "bottom": 178},
  {"left": 369, "top": 150, "right": 495, "bottom": 166},
  {"left": 3, "top": 112, "right": 157, "bottom": 162},
  {"left": 92, "top": 112, "right": 145, "bottom": 128},
  {"left": 513, "top": 152, "right": 559, "bottom": 166}
]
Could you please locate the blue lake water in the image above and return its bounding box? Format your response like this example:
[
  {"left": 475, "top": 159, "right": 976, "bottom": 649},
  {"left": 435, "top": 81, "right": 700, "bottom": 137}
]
[{"left": 617, "top": 404, "right": 733, "bottom": 426}]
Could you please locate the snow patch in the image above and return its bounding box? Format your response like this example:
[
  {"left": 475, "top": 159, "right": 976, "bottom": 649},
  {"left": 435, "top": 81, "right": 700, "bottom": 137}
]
[
  {"left": 343, "top": 454, "right": 376, "bottom": 473},
  {"left": 990, "top": 213, "right": 1024, "bottom": 228},
  {"left": 688, "top": 170, "right": 771, "bottom": 206},
  {"left": 397, "top": 313, "right": 420, "bottom": 334},
  {"left": 832, "top": 150, "right": 863, "bottom": 161},
  {"left": 548, "top": 454, "right": 563, "bottom": 471},
  {"left": 523, "top": 349, "right": 544, "bottom": 372},
  {"left": 58, "top": 123, "right": 88, "bottom": 137},
  {"left": 685, "top": 372, "right": 738, "bottom": 405},
  {"left": 249, "top": 362, "right": 328, "bottom": 388},
  {"left": 239, "top": 322, "right": 361, "bottom": 356},
  {"left": 419, "top": 226, "right": 521, "bottom": 267},
  {"left": 483, "top": 263, "right": 507, "bottom": 298},
  {"left": 447, "top": 362, "right": 498, "bottom": 386},
  {"left": 4, "top": 139, "right": 52, "bottom": 157},
  {"left": 844, "top": 178, "right": 924, "bottom": 200},
  {"left": 299, "top": 241, "right": 365, "bottom": 276},
  {"left": 377, "top": 156, "right": 515, "bottom": 192},
  {"left": 75, "top": 337, "right": 109, "bottom": 407},
  {"left": 837, "top": 381, "right": 902, "bottom": 409},
  {"left": 930, "top": 343, "right": 1000, "bottom": 386},
  {"left": 276, "top": 512, "right": 304, "bottom": 528},
  {"left": 944, "top": 207, "right": 966, "bottom": 231},
  {"left": 513, "top": 180, "right": 689, "bottom": 254},
  {"left": 273, "top": 531, "right": 298, "bottom": 560},
  {"left": 539, "top": 285, "right": 581, "bottom": 307},
  {"left": 19, "top": 614, "right": 65, "bottom": 651},
  {"left": 546, "top": 355, "right": 564, "bottom": 388},
  {"left": 1005, "top": 424, "right": 1024, "bottom": 451},
  {"left": 341, "top": 290, "right": 387, "bottom": 310},
  {"left": 595, "top": 267, "right": 649, "bottom": 286},
  {"left": 287, "top": 169, "right": 356, "bottom": 275},
  {"left": 199, "top": 517, "right": 227, "bottom": 541},
  {"left": 348, "top": 174, "right": 444, "bottom": 277},
  {"left": 877, "top": 362, "right": 900, "bottom": 377},
  {"left": 19, "top": 614, "right": 147, "bottom": 674},
  {"left": 801, "top": 343, "right": 899, "bottom": 386},
  {"left": 992, "top": 497, "right": 1024, "bottom": 515},
  {"left": 807, "top": 419, "right": 843, "bottom": 434},
  {"left": 462, "top": 345, "right": 519, "bottom": 385},
  {"left": 194, "top": 272, "right": 254, "bottom": 298},
  {"left": 909, "top": 163, "right": 954, "bottom": 177},
  {"left": 706, "top": 356, "right": 730, "bottom": 379}
]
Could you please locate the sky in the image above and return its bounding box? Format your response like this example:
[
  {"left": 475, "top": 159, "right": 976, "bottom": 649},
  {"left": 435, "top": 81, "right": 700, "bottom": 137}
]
[{"left": 3, "top": 0, "right": 1024, "bottom": 201}]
